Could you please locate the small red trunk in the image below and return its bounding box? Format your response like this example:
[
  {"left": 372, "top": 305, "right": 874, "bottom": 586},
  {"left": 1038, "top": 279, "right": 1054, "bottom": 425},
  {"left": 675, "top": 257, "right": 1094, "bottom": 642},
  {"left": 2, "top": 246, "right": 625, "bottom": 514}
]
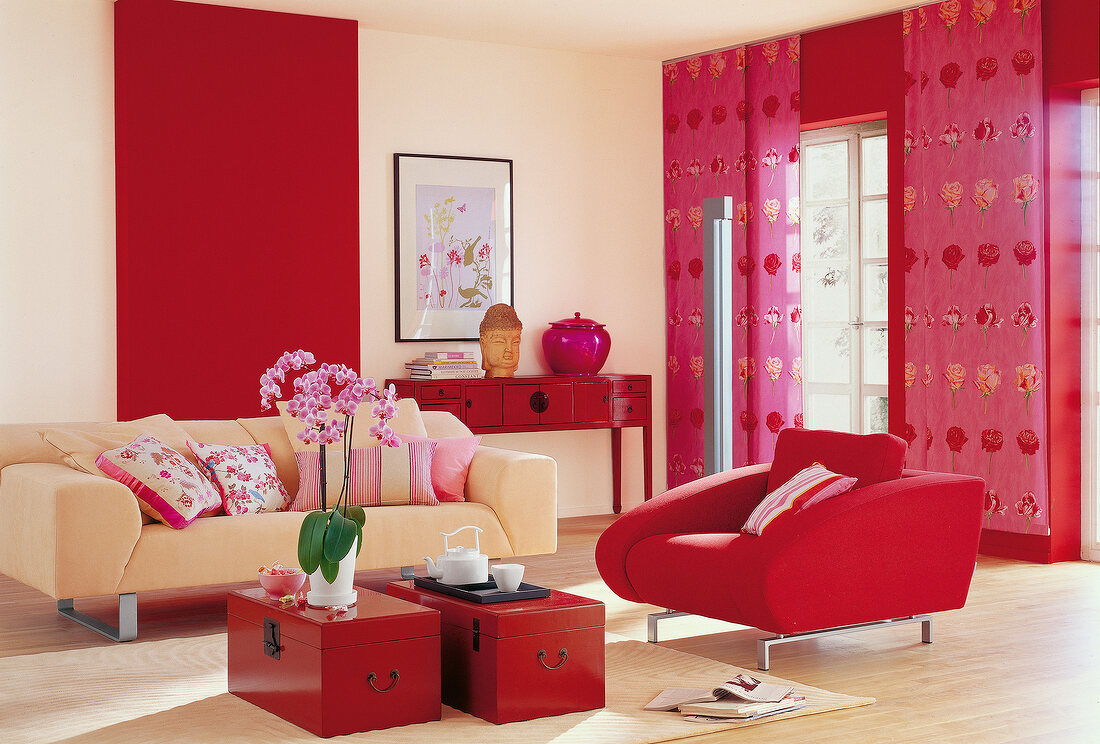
[
  {"left": 386, "top": 580, "right": 605, "bottom": 724},
  {"left": 228, "top": 587, "right": 441, "bottom": 737}
]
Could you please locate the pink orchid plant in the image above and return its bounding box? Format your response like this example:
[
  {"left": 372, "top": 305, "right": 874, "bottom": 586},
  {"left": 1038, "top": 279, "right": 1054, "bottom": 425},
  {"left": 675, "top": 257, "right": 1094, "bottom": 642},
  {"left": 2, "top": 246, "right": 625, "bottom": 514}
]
[{"left": 260, "top": 349, "right": 400, "bottom": 582}]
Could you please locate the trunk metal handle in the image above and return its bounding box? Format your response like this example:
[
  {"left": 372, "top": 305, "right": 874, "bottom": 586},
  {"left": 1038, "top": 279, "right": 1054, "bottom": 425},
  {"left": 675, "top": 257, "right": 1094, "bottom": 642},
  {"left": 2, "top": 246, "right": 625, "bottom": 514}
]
[
  {"left": 367, "top": 669, "right": 400, "bottom": 692},
  {"left": 537, "top": 648, "right": 568, "bottom": 670}
]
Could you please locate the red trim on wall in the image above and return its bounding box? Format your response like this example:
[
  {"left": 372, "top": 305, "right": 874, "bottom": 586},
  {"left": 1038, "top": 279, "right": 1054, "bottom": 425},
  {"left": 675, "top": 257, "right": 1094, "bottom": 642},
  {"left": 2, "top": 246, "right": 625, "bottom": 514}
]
[
  {"left": 801, "top": 15, "right": 907, "bottom": 438},
  {"left": 114, "top": 0, "right": 360, "bottom": 421}
]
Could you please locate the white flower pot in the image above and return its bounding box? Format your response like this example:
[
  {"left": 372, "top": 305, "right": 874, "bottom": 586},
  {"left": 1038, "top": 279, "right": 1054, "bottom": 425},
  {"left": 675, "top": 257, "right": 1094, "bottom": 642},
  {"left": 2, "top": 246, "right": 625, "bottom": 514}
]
[{"left": 306, "top": 536, "right": 358, "bottom": 608}]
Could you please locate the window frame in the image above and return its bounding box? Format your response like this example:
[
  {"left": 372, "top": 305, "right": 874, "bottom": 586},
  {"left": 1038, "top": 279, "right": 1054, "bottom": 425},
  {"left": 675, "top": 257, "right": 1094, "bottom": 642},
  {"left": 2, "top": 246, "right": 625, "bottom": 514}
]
[{"left": 800, "top": 120, "right": 889, "bottom": 434}]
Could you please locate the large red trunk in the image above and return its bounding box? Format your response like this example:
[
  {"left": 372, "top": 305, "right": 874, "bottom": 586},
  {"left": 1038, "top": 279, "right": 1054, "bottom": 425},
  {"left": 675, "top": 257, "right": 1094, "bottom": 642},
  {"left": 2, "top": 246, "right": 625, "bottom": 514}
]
[
  {"left": 228, "top": 587, "right": 441, "bottom": 737},
  {"left": 386, "top": 580, "right": 605, "bottom": 724}
]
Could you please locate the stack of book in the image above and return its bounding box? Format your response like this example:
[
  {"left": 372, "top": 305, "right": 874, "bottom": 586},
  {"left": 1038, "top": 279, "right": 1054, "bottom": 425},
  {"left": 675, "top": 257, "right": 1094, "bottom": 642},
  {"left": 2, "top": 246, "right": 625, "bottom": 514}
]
[
  {"left": 405, "top": 352, "right": 484, "bottom": 380},
  {"left": 644, "top": 674, "right": 807, "bottom": 723}
]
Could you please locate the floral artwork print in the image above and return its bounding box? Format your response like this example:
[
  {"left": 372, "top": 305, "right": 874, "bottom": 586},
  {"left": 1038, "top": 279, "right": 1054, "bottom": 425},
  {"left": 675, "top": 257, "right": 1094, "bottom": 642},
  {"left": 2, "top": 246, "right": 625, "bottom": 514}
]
[
  {"left": 415, "top": 185, "right": 496, "bottom": 310},
  {"left": 664, "top": 39, "right": 801, "bottom": 486},
  {"left": 903, "top": 1, "right": 1047, "bottom": 535}
]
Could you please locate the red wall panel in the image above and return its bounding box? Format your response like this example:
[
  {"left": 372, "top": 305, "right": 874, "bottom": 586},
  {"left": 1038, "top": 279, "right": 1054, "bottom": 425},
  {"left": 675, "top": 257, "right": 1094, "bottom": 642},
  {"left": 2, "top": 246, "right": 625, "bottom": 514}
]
[
  {"left": 1043, "top": 0, "right": 1099, "bottom": 562},
  {"left": 801, "top": 15, "right": 906, "bottom": 438},
  {"left": 115, "top": 0, "right": 359, "bottom": 421}
]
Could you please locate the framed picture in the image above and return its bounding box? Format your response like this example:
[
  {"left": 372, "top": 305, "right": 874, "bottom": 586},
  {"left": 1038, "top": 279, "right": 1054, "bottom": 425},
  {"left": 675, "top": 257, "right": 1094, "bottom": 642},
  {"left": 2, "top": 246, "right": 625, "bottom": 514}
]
[{"left": 394, "top": 153, "right": 514, "bottom": 341}]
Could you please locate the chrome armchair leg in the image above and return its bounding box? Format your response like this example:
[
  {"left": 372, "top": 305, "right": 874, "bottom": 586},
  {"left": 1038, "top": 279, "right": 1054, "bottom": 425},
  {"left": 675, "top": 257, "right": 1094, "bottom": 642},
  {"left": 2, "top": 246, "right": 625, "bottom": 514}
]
[
  {"left": 399, "top": 566, "right": 416, "bottom": 580},
  {"left": 57, "top": 593, "right": 137, "bottom": 642},
  {"left": 647, "top": 609, "right": 691, "bottom": 643},
  {"left": 756, "top": 614, "right": 933, "bottom": 671}
]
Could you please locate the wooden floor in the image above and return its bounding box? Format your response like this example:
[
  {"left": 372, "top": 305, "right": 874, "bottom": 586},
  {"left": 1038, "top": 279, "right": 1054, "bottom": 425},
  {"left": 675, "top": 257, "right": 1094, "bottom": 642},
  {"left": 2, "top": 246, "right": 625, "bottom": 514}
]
[{"left": 2, "top": 515, "right": 1098, "bottom": 743}]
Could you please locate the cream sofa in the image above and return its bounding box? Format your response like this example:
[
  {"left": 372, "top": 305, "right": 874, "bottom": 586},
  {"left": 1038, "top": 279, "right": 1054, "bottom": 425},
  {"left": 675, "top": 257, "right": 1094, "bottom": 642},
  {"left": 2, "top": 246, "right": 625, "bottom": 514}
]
[{"left": 0, "top": 405, "right": 557, "bottom": 640}]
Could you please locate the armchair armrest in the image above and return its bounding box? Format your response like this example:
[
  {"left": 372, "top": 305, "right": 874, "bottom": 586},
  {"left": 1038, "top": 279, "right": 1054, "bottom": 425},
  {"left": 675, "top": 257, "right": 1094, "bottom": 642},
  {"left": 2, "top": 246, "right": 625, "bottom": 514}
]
[
  {"left": 465, "top": 445, "right": 557, "bottom": 557},
  {"left": 596, "top": 464, "right": 771, "bottom": 603},
  {"left": 0, "top": 463, "right": 142, "bottom": 600},
  {"left": 736, "top": 471, "right": 985, "bottom": 633}
]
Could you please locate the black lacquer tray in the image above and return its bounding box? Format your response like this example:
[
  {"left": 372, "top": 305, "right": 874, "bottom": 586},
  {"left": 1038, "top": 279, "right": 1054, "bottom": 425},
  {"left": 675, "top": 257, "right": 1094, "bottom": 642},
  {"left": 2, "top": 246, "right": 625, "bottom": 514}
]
[{"left": 412, "top": 576, "right": 551, "bottom": 603}]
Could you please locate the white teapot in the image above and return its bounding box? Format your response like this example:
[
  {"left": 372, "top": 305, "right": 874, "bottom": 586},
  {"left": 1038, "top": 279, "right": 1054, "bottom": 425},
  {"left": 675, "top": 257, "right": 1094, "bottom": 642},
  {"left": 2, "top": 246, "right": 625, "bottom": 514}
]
[{"left": 423, "top": 526, "right": 488, "bottom": 585}]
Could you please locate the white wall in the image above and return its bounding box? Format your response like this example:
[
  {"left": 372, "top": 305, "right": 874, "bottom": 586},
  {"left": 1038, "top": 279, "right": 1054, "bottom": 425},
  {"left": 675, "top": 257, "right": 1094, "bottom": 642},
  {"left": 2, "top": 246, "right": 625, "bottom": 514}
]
[{"left": 0, "top": 2, "right": 667, "bottom": 515}]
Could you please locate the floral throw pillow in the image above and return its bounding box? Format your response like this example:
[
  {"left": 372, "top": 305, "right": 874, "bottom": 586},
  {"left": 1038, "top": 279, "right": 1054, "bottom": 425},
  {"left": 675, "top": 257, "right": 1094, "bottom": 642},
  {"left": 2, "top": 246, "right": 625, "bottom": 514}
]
[
  {"left": 187, "top": 441, "right": 292, "bottom": 515},
  {"left": 95, "top": 435, "right": 222, "bottom": 529}
]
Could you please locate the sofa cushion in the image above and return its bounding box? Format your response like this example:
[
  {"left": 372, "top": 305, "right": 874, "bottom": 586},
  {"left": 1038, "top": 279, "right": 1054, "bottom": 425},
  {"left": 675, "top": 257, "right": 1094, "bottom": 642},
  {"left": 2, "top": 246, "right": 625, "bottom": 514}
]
[
  {"left": 95, "top": 435, "right": 222, "bottom": 529},
  {"left": 187, "top": 441, "right": 292, "bottom": 515},
  {"left": 277, "top": 398, "right": 428, "bottom": 452},
  {"left": 114, "top": 502, "right": 517, "bottom": 594},
  {"left": 41, "top": 414, "right": 197, "bottom": 476},
  {"left": 767, "top": 428, "right": 906, "bottom": 493},
  {"left": 290, "top": 441, "right": 438, "bottom": 510},
  {"left": 400, "top": 434, "right": 481, "bottom": 502},
  {"left": 741, "top": 463, "right": 857, "bottom": 535}
]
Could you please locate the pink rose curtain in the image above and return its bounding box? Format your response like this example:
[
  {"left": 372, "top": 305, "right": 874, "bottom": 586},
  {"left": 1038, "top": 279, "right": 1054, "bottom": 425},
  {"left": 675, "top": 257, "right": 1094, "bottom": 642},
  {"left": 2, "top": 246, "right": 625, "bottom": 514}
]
[
  {"left": 903, "top": 1, "right": 1047, "bottom": 534},
  {"left": 663, "top": 39, "right": 802, "bottom": 487}
]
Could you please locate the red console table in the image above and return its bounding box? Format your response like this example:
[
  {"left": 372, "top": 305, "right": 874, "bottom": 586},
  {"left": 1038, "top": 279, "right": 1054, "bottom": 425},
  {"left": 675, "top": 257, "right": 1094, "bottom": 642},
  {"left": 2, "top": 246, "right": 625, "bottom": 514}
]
[{"left": 386, "top": 374, "right": 652, "bottom": 513}]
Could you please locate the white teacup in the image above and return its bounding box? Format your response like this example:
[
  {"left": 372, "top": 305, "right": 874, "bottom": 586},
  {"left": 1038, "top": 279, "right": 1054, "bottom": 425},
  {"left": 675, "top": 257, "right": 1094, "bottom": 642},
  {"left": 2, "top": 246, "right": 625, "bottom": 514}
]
[{"left": 491, "top": 563, "right": 525, "bottom": 593}]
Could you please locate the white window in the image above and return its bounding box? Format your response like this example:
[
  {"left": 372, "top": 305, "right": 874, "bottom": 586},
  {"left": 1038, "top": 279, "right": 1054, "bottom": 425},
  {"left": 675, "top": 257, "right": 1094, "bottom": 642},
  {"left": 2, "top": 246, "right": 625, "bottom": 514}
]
[
  {"left": 800, "top": 121, "right": 889, "bottom": 434},
  {"left": 1080, "top": 87, "right": 1099, "bottom": 562}
]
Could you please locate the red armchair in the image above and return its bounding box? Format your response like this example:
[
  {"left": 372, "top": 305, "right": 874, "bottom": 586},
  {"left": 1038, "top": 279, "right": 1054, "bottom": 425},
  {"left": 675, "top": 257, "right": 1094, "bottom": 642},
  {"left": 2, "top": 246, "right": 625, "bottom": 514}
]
[{"left": 595, "top": 428, "right": 984, "bottom": 669}]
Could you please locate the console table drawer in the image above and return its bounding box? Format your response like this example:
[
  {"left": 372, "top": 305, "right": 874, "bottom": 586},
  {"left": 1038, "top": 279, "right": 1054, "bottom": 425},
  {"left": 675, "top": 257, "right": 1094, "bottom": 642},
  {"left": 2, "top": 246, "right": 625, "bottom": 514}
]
[
  {"left": 420, "top": 384, "right": 462, "bottom": 401},
  {"left": 612, "top": 397, "right": 647, "bottom": 422},
  {"left": 612, "top": 379, "right": 647, "bottom": 396},
  {"left": 421, "top": 402, "right": 464, "bottom": 419}
]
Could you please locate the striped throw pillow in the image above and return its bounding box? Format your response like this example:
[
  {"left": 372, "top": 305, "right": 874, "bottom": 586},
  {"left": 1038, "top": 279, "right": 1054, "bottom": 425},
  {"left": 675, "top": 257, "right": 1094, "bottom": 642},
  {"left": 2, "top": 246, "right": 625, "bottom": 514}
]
[
  {"left": 291, "top": 441, "right": 438, "bottom": 510},
  {"left": 740, "top": 462, "right": 857, "bottom": 536}
]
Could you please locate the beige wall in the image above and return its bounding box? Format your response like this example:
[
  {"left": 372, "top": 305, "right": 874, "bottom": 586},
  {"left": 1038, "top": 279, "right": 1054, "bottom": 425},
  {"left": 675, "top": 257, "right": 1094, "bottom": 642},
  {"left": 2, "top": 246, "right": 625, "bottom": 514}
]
[
  {"left": 0, "top": 0, "right": 117, "bottom": 423},
  {"left": 0, "top": 3, "right": 666, "bottom": 515}
]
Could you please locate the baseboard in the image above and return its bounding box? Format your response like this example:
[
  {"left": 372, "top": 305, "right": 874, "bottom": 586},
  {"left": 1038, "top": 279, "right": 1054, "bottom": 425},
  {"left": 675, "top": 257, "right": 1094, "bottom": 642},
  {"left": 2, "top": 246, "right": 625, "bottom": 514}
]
[
  {"left": 979, "top": 528, "right": 1053, "bottom": 563},
  {"left": 557, "top": 504, "right": 617, "bottom": 518}
]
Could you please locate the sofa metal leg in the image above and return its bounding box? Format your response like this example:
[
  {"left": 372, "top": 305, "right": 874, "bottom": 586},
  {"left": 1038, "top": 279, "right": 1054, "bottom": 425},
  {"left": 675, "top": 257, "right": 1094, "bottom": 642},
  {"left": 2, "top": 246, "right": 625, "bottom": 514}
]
[
  {"left": 57, "top": 593, "right": 137, "bottom": 642},
  {"left": 399, "top": 566, "right": 416, "bottom": 580},
  {"left": 647, "top": 609, "right": 691, "bottom": 643},
  {"left": 756, "top": 614, "right": 933, "bottom": 670}
]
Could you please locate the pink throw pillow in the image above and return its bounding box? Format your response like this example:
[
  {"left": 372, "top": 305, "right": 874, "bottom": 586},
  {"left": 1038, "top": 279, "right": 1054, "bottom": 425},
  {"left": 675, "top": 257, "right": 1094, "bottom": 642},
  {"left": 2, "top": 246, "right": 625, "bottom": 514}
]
[
  {"left": 400, "top": 434, "right": 481, "bottom": 502},
  {"left": 95, "top": 434, "right": 222, "bottom": 529},
  {"left": 187, "top": 441, "right": 292, "bottom": 515},
  {"left": 740, "top": 462, "right": 857, "bottom": 536},
  {"left": 291, "top": 441, "right": 438, "bottom": 510}
]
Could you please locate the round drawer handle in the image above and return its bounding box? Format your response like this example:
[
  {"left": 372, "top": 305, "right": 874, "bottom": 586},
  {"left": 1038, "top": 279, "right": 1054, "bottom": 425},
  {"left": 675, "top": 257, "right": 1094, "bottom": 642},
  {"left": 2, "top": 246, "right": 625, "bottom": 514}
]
[
  {"left": 530, "top": 390, "right": 550, "bottom": 414},
  {"left": 466, "top": 399, "right": 472, "bottom": 408},
  {"left": 437, "top": 389, "right": 445, "bottom": 397},
  {"left": 627, "top": 405, "right": 634, "bottom": 414},
  {"left": 537, "top": 648, "right": 568, "bottom": 670},
  {"left": 367, "top": 669, "right": 400, "bottom": 692}
]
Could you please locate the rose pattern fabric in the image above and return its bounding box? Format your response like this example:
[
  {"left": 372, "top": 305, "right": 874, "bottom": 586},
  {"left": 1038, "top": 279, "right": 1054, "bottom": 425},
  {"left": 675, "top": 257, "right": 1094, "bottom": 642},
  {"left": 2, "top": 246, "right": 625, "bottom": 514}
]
[
  {"left": 904, "top": 1, "right": 1047, "bottom": 535},
  {"left": 664, "top": 39, "right": 801, "bottom": 485}
]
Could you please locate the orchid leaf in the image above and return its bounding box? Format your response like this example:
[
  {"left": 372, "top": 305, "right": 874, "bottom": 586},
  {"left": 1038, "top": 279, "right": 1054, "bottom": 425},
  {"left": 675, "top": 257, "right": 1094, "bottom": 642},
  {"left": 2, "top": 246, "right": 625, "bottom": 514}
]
[
  {"left": 298, "top": 511, "right": 327, "bottom": 574},
  {"left": 354, "top": 519, "right": 363, "bottom": 556},
  {"left": 322, "top": 510, "right": 356, "bottom": 563},
  {"left": 319, "top": 556, "right": 340, "bottom": 584},
  {"left": 346, "top": 505, "right": 366, "bottom": 527}
]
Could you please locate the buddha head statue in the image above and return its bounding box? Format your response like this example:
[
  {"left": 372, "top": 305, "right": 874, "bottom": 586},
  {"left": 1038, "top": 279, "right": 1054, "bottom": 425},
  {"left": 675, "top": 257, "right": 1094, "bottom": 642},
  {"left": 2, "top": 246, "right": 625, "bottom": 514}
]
[{"left": 479, "top": 304, "right": 522, "bottom": 378}]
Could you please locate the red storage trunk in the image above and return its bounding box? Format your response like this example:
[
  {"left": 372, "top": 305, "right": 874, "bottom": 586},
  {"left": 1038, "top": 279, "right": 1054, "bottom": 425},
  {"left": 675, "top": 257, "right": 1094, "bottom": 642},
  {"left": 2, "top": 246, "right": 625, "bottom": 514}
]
[
  {"left": 228, "top": 587, "right": 441, "bottom": 737},
  {"left": 386, "top": 580, "right": 605, "bottom": 724}
]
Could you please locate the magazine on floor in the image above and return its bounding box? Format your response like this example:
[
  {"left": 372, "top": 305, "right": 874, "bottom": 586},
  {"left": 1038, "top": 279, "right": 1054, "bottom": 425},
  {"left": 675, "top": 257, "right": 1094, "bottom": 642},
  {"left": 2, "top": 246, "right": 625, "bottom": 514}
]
[{"left": 644, "top": 674, "right": 796, "bottom": 711}]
